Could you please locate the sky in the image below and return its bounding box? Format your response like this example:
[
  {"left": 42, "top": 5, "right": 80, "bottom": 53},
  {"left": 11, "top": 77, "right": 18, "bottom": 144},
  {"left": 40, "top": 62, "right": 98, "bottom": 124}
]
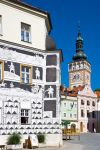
[{"left": 23, "top": 0, "right": 100, "bottom": 90}]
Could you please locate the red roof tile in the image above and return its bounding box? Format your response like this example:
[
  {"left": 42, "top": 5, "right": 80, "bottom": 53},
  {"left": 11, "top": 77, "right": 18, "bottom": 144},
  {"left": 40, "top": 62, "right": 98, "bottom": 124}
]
[
  {"left": 95, "top": 91, "right": 100, "bottom": 98},
  {"left": 60, "top": 85, "right": 84, "bottom": 97}
]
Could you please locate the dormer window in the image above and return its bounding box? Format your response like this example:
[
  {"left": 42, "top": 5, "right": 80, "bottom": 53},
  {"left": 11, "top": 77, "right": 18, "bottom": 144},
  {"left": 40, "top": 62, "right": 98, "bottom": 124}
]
[{"left": 21, "top": 23, "right": 31, "bottom": 43}]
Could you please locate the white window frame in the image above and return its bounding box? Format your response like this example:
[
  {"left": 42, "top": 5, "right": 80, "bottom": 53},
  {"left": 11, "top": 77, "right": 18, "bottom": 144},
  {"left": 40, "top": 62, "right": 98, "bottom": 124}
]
[
  {"left": 21, "top": 109, "right": 30, "bottom": 124},
  {"left": 20, "top": 64, "right": 32, "bottom": 84},
  {"left": 21, "top": 22, "right": 31, "bottom": 42}
]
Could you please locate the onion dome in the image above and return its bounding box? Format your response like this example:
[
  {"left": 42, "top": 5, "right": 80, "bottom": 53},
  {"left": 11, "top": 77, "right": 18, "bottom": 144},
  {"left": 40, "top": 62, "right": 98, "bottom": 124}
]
[
  {"left": 72, "top": 29, "right": 87, "bottom": 61},
  {"left": 73, "top": 52, "right": 87, "bottom": 61}
]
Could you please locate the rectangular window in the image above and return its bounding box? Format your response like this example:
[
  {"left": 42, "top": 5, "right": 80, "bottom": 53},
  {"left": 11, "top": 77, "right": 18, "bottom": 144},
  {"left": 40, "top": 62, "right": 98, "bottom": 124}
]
[
  {"left": 92, "top": 111, "right": 96, "bottom": 118},
  {"left": 64, "top": 103, "right": 66, "bottom": 107},
  {"left": 70, "top": 114, "right": 72, "bottom": 118},
  {"left": 81, "top": 109, "right": 84, "bottom": 117},
  {"left": 21, "top": 23, "right": 31, "bottom": 42},
  {"left": 74, "top": 114, "right": 77, "bottom": 118},
  {"left": 0, "top": 16, "right": 2, "bottom": 35},
  {"left": 20, "top": 64, "right": 32, "bottom": 84},
  {"left": 64, "top": 113, "right": 66, "bottom": 117},
  {"left": 81, "top": 99, "right": 84, "bottom": 105},
  {"left": 87, "top": 100, "right": 90, "bottom": 106},
  {"left": 21, "top": 109, "right": 29, "bottom": 124},
  {"left": 87, "top": 110, "right": 90, "bottom": 118}
]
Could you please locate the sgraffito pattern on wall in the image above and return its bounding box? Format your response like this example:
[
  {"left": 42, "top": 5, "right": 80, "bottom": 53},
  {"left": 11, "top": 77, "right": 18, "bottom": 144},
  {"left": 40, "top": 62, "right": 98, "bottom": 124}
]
[
  {"left": 46, "top": 55, "right": 57, "bottom": 66},
  {"left": 33, "top": 66, "right": 43, "bottom": 80},
  {"left": 44, "top": 100, "right": 56, "bottom": 117},
  {"left": 0, "top": 43, "right": 61, "bottom": 135},
  {"left": 46, "top": 68, "right": 56, "bottom": 82},
  {"left": 44, "top": 85, "right": 56, "bottom": 98}
]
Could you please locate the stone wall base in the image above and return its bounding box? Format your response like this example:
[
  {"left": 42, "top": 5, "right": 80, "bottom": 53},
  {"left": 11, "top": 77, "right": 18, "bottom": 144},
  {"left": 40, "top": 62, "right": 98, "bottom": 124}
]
[{"left": 0, "top": 134, "right": 63, "bottom": 147}]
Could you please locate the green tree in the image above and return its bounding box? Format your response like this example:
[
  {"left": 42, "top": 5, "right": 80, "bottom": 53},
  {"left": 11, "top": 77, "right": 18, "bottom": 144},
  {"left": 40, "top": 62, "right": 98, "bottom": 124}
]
[
  {"left": 94, "top": 89, "right": 100, "bottom": 91},
  {"left": 62, "top": 120, "right": 70, "bottom": 128},
  {"left": 7, "top": 132, "right": 21, "bottom": 145}
]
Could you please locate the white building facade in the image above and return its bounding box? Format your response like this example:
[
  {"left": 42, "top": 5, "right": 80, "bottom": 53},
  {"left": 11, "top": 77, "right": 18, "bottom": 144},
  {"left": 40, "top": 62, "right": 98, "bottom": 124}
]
[
  {"left": 77, "top": 85, "right": 97, "bottom": 132},
  {"left": 0, "top": 0, "right": 62, "bottom": 146}
]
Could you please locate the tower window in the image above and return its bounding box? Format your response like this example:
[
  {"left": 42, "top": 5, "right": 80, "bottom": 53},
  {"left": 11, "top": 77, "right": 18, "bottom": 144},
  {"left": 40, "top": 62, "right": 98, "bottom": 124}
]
[{"left": 21, "top": 23, "right": 31, "bottom": 42}]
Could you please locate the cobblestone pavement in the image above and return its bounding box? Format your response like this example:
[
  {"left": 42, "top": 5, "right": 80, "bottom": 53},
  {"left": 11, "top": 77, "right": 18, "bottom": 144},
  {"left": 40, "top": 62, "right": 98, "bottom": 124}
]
[{"left": 31, "top": 133, "right": 100, "bottom": 150}]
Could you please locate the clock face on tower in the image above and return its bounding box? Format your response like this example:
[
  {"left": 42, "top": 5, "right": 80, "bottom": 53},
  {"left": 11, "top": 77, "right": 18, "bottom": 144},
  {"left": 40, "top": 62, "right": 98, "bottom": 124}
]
[{"left": 72, "top": 73, "right": 81, "bottom": 82}]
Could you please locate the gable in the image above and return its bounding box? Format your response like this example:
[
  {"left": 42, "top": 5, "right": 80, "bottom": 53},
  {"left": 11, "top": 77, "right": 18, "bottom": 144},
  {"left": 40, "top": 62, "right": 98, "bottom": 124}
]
[{"left": 78, "top": 85, "right": 97, "bottom": 98}]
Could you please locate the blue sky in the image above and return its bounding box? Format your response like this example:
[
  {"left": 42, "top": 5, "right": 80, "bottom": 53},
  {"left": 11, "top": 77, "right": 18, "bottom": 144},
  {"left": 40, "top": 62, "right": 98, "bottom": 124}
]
[{"left": 23, "top": 0, "right": 100, "bottom": 90}]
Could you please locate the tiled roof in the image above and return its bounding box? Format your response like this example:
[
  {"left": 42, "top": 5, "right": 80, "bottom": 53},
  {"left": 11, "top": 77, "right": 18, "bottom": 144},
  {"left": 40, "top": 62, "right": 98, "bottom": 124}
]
[
  {"left": 95, "top": 91, "right": 100, "bottom": 98},
  {"left": 60, "top": 85, "right": 84, "bottom": 97}
]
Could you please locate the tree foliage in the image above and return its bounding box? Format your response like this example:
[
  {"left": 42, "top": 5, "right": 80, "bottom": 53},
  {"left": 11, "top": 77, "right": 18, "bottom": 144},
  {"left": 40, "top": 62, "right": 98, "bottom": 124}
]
[
  {"left": 61, "top": 120, "right": 70, "bottom": 127},
  {"left": 94, "top": 89, "right": 100, "bottom": 91},
  {"left": 7, "top": 132, "right": 21, "bottom": 145},
  {"left": 37, "top": 134, "right": 45, "bottom": 143}
]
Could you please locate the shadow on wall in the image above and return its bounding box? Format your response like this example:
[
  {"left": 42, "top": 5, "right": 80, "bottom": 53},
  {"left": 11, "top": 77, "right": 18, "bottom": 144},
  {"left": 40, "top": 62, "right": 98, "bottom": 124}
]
[{"left": 87, "top": 111, "right": 100, "bottom": 133}]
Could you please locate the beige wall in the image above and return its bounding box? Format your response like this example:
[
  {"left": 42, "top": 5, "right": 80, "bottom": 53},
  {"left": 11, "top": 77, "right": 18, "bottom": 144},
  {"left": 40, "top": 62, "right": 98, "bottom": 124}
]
[{"left": 0, "top": 2, "right": 47, "bottom": 50}]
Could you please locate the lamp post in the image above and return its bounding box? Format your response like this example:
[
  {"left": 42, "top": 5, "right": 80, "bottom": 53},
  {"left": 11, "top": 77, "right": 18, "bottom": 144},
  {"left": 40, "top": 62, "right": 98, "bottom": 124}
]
[{"left": 97, "top": 99, "right": 100, "bottom": 132}]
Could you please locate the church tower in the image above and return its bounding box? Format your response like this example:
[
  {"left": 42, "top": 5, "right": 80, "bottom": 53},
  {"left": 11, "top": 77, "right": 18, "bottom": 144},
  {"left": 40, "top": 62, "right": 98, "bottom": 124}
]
[{"left": 68, "top": 28, "right": 91, "bottom": 88}]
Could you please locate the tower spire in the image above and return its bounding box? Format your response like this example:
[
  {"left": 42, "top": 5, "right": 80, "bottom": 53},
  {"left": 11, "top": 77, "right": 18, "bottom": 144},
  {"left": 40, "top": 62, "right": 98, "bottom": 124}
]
[
  {"left": 72, "top": 23, "right": 87, "bottom": 61},
  {"left": 76, "top": 21, "right": 83, "bottom": 51},
  {"left": 78, "top": 20, "right": 81, "bottom": 35}
]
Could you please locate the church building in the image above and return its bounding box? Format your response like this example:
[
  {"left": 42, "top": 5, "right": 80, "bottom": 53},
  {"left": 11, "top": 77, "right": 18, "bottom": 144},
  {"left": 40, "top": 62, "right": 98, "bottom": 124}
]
[
  {"left": 0, "top": 0, "right": 62, "bottom": 146},
  {"left": 61, "top": 28, "right": 97, "bottom": 132}
]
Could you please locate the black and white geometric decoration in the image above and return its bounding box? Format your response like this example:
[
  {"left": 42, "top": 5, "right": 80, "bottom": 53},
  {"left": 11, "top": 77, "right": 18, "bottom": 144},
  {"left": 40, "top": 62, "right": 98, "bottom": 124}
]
[{"left": 31, "top": 85, "right": 39, "bottom": 94}]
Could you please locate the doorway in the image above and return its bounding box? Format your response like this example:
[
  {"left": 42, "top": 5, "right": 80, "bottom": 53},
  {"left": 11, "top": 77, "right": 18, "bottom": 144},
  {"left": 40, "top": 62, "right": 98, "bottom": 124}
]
[{"left": 80, "top": 122, "right": 83, "bottom": 132}]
